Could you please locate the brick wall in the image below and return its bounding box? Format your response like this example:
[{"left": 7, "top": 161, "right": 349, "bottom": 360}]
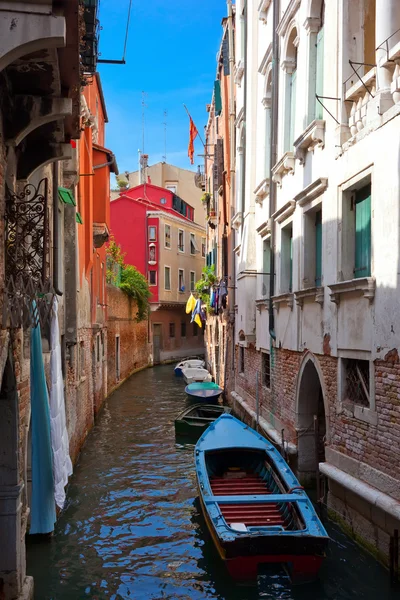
[
  {"left": 151, "top": 307, "right": 205, "bottom": 361},
  {"left": 107, "top": 284, "right": 150, "bottom": 394}
]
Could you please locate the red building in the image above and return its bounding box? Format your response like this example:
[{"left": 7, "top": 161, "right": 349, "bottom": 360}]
[{"left": 111, "top": 184, "right": 206, "bottom": 363}]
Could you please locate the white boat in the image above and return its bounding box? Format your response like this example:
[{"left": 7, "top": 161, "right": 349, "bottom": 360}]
[
  {"left": 182, "top": 367, "right": 212, "bottom": 385},
  {"left": 174, "top": 358, "right": 205, "bottom": 376}
]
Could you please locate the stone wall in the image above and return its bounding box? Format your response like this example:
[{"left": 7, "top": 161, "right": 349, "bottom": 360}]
[{"left": 107, "top": 284, "right": 151, "bottom": 394}]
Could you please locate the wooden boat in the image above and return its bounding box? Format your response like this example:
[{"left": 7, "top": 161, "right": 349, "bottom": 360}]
[
  {"left": 174, "top": 358, "right": 205, "bottom": 377},
  {"left": 185, "top": 382, "right": 223, "bottom": 403},
  {"left": 175, "top": 404, "right": 231, "bottom": 440},
  {"left": 182, "top": 367, "right": 212, "bottom": 385},
  {"left": 195, "top": 414, "right": 329, "bottom": 583}
]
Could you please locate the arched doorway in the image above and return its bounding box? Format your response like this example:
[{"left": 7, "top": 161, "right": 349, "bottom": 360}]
[{"left": 296, "top": 355, "right": 327, "bottom": 486}]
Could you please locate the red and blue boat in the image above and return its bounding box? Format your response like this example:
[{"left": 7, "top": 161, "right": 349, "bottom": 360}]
[{"left": 195, "top": 414, "right": 329, "bottom": 583}]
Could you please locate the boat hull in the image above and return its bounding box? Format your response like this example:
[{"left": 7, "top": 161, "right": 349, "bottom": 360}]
[{"left": 175, "top": 405, "right": 230, "bottom": 441}]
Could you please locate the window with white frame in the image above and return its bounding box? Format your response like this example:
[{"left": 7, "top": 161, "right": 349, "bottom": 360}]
[
  {"left": 190, "top": 233, "right": 199, "bottom": 255},
  {"left": 262, "top": 238, "right": 271, "bottom": 297},
  {"left": 261, "top": 352, "right": 270, "bottom": 388},
  {"left": 341, "top": 180, "right": 371, "bottom": 281},
  {"left": 283, "top": 28, "right": 298, "bottom": 152},
  {"left": 280, "top": 223, "right": 293, "bottom": 293},
  {"left": 178, "top": 229, "right": 184, "bottom": 252},
  {"left": 264, "top": 70, "right": 272, "bottom": 177},
  {"left": 164, "top": 266, "right": 171, "bottom": 290},
  {"left": 303, "top": 207, "right": 322, "bottom": 288},
  {"left": 148, "top": 226, "right": 156, "bottom": 241},
  {"left": 164, "top": 224, "right": 171, "bottom": 248},
  {"left": 201, "top": 237, "right": 206, "bottom": 257},
  {"left": 178, "top": 269, "right": 185, "bottom": 292},
  {"left": 190, "top": 271, "right": 196, "bottom": 292}
]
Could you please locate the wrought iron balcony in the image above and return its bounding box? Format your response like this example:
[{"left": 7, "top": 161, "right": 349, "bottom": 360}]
[{"left": 81, "top": 0, "right": 100, "bottom": 74}]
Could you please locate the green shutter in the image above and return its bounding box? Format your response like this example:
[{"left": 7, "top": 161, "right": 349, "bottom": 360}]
[
  {"left": 58, "top": 187, "right": 76, "bottom": 206},
  {"left": 315, "top": 210, "right": 322, "bottom": 286},
  {"left": 289, "top": 70, "right": 297, "bottom": 148},
  {"left": 76, "top": 212, "right": 83, "bottom": 224},
  {"left": 315, "top": 27, "right": 324, "bottom": 120},
  {"left": 355, "top": 186, "right": 371, "bottom": 278},
  {"left": 262, "top": 240, "right": 270, "bottom": 296},
  {"left": 214, "top": 80, "right": 222, "bottom": 116}
]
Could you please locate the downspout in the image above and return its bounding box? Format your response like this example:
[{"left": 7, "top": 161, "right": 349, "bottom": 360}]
[
  {"left": 241, "top": 0, "right": 248, "bottom": 218},
  {"left": 268, "top": 0, "right": 280, "bottom": 341},
  {"left": 226, "top": 0, "right": 236, "bottom": 377},
  {"left": 53, "top": 162, "right": 63, "bottom": 296}
]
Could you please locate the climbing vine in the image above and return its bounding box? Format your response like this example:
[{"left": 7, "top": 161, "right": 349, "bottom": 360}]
[
  {"left": 195, "top": 264, "right": 217, "bottom": 314},
  {"left": 106, "top": 237, "right": 151, "bottom": 322}
]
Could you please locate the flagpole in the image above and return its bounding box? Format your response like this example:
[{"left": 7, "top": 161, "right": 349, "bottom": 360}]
[{"left": 183, "top": 104, "right": 206, "bottom": 148}]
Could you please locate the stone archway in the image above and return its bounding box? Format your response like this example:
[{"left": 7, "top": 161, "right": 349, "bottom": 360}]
[{"left": 295, "top": 353, "right": 327, "bottom": 486}]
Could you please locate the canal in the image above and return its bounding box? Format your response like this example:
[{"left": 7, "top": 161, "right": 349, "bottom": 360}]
[{"left": 27, "top": 365, "right": 399, "bottom": 599}]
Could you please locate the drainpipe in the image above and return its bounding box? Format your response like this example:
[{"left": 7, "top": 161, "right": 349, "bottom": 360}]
[
  {"left": 268, "top": 0, "right": 280, "bottom": 341},
  {"left": 226, "top": 0, "right": 236, "bottom": 378},
  {"left": 241, "top": 1, "right": 248, "bottom": 218},
  {"left": 53, "top": 162, "right": 63, "bottom": 296}
]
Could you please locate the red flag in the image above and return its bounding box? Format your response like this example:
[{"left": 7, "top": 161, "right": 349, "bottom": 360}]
[{"left": 187, "top": 115, "right": 198, "bottom": 165}]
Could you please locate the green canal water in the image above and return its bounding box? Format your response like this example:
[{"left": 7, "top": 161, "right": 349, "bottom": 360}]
[{"left": 27, "top": 365, "right": 399, "bottom": 599}]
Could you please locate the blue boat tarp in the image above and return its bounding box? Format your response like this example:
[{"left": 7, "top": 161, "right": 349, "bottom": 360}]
[
  {"left": 30, "top": 305, "right": 56, "bottom": 534},
  {"left": 196, "top": 413, "right": 270, "bottom": 451},
  {"left": 185, "top": 382, "right": 223, "bottom": 399}
]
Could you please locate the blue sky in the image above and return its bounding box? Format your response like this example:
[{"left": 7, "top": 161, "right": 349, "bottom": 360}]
[{"left": 98, "top": 0, "right": 228, "bottom": 179}]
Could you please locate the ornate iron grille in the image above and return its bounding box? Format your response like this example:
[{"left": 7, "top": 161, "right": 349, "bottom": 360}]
[
  {"left": 2, "top": 179, "right": 54, "bottom": 329},
  {"left": 344, "top": 358, "right": 370, "bottom": 407}
]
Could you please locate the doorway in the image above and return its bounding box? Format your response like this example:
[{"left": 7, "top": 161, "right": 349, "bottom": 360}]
[
  {"left": 153, "top": 324, "right": 162, "bottom": 364},
  {"left": 296, "top": 355, "right": 327, "bottom": 486}
]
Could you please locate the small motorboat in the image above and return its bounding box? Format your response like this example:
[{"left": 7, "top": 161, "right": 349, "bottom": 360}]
[
  {"left": 182, "top": 367, "right": 212, "bottom": 385},
  {"left": 174, "top": 358, "right": 205, "bottom": 376},
  {"left": 195, "top": 414, "right": 329, "bottom": 583},
  {"left": 175, "top": 404, "right": 231, "bottom": 440},
  {"left": 185, "top": 382, "right": 223, "bottom": 403}
]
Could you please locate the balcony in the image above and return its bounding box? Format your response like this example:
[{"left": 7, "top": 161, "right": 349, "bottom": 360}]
[
  {"left": 344, "top": 68, "right": 376, "bottom": 138},
  {"left": 81, "top": 0, "right": 100, "bottom": 74}
]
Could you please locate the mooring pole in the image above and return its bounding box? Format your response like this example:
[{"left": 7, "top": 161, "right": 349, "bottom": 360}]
[
  {"left": 256, "top": 371, "right": 259, "bottom": 429},
  {"left": 314, "top": 414, "right": 321, "bottom": 515}
]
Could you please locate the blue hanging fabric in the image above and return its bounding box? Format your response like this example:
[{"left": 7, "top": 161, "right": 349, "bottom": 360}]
[{"left": 30, "top": 303, "right": 56, "bottom": 534}]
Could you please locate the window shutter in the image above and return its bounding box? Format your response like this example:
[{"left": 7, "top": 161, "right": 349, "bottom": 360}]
[
  {"left": 289, "top": 70, "right": 297, "bottom": 148},
  {"left": 289, "top": 233, "right": 293, "bottom": 292},
  {"left": 315, "top": 210, "right": 322, "bottom": 286},
  {"left": 315, "top": 26, "right": 325, "bottom": 120},
  {"left": 222, "top": 35, "right": 230, "bottom": 76},
  {"left": 355, "top": 186, "right": 371, "bottom": 278},
  {"left": 214, "top": 80, "right": 222, "bottom": 116}
]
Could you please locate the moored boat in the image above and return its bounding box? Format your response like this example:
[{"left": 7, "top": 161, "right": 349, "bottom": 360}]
[
  {"left": 175, "top": 404, "right": 231, "bottom": 440},
  {"left": 182, "top": 367, "right": 212, "bottom": 385},
  {"left": 174, "top": 358, "right": 205, "bottom": 376},
  {"left": 185, "top": 382, "right": 223, "bottom": 403},
  {"left": 195, "top": 414, "right": 329, "bottom": 583}
]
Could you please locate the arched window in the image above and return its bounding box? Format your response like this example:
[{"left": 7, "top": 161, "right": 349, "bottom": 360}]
[
  {"left": 282, "top": 26, "right": 298, "bottom": 152},
  {"left": 305, "top": 1, "right": 325, "bottom": 125}
]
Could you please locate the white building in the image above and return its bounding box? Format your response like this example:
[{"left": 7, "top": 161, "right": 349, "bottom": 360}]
[{"left": 233, "top": 0, "right": 400, "bottom": 564}]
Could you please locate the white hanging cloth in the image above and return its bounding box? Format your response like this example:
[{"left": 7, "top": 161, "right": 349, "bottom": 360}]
[{"left": 49, "top": 297, "right": 73, "bottom": 509}]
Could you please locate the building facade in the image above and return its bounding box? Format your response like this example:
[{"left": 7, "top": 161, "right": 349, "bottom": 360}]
[
  {"left": 110, "top": 184, "right": 206, "bottom": 362},
  {"left": 226, "top": 0, "right": 400, "bottom": 566}
]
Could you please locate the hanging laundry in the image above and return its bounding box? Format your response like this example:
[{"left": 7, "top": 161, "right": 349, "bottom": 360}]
[
  {"left": 30, "top": 302, "right": 56, "bottom": 535},
  {"left": 191, "top": 298, "right": 203, "bottom": 328},
  {"left": 219, "top": 280, "right": 228, "bottom": 310},
  {"left": 49, "top": 297, "right": 73, "bottom": 509},
  {"left": 186, "top": 293, "right": 196, "bottom": 314},
  {"left": 210, "top": 288, "right": 215, "bottom": 309}
]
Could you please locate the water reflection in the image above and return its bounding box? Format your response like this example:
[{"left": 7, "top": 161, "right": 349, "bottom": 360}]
[{"left": 27, "top": 366, "right": 399, "bottom": 599}]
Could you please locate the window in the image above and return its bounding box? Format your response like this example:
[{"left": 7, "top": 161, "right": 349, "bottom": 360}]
[
  {"left": 303, "top": 208, "right": 323, "bottom": 288},
  {"left": 239, "top": 346, "right": 244, "bottom": 373},
  {"left": 315, "top": 211, "right": 322, "bottom": 285},
  {"left": 306, "top": 2, "right": 325, "bottom": 123},
  {"left": 178, "top": 269, "right": 185, "bottom": 292},
  {"left": 149, "top": 270, "right": 157, "bottom": 286},
  {"left": 164, "top": 266, "right": 171, "bottom": 290},
  {"left": 164, "top": 224, "right": 171, "bottom": 248},
  {"left": 190, "top": 233, "right": 199, "bottom": 255},
  {"left": 181, "top": 321, "right": 186, "bottom": 338},
  {"left": 190, "top": 271, "right": 196, "bottom": 292},
  {"left": 343, "top": 358, "right": 370, "bottom": 407},
  {"left": 355, "top": 186, "right": 371, "bottom": 278},
  {"left": 166, "top": 184, "right": 177, "bottom": 194},
  {"left": 169, "top": 322, "right": 175, "bottom": 338},
  {"left": 193, "top": 322, "right": 198, "bottom": 337},
  {"left": 283, "top": 28, "right": 298, "bottom": 152},
  {"left": 262, "top": 239, "right": 271, "bottom": 297},
  {"left": 280, "top": 223, "right": 293, "bottom": 293},
  {"left": 261, "top": 352, "right": 271, "bottom": 388},
  {"left": 201, "top": 237, "right": 206, "bottom": 258},
  {"left": 315, "top": 5, "right": 325, "bottom": 120},
  {"left": 148, "top": 226, "right": 156, "bottom": 241},
  {"left": 178, "top": 229, "right": 184, "bottom": 252},
  {"left": 341, "top": 181, "right": 371, "bottom": 281}
]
